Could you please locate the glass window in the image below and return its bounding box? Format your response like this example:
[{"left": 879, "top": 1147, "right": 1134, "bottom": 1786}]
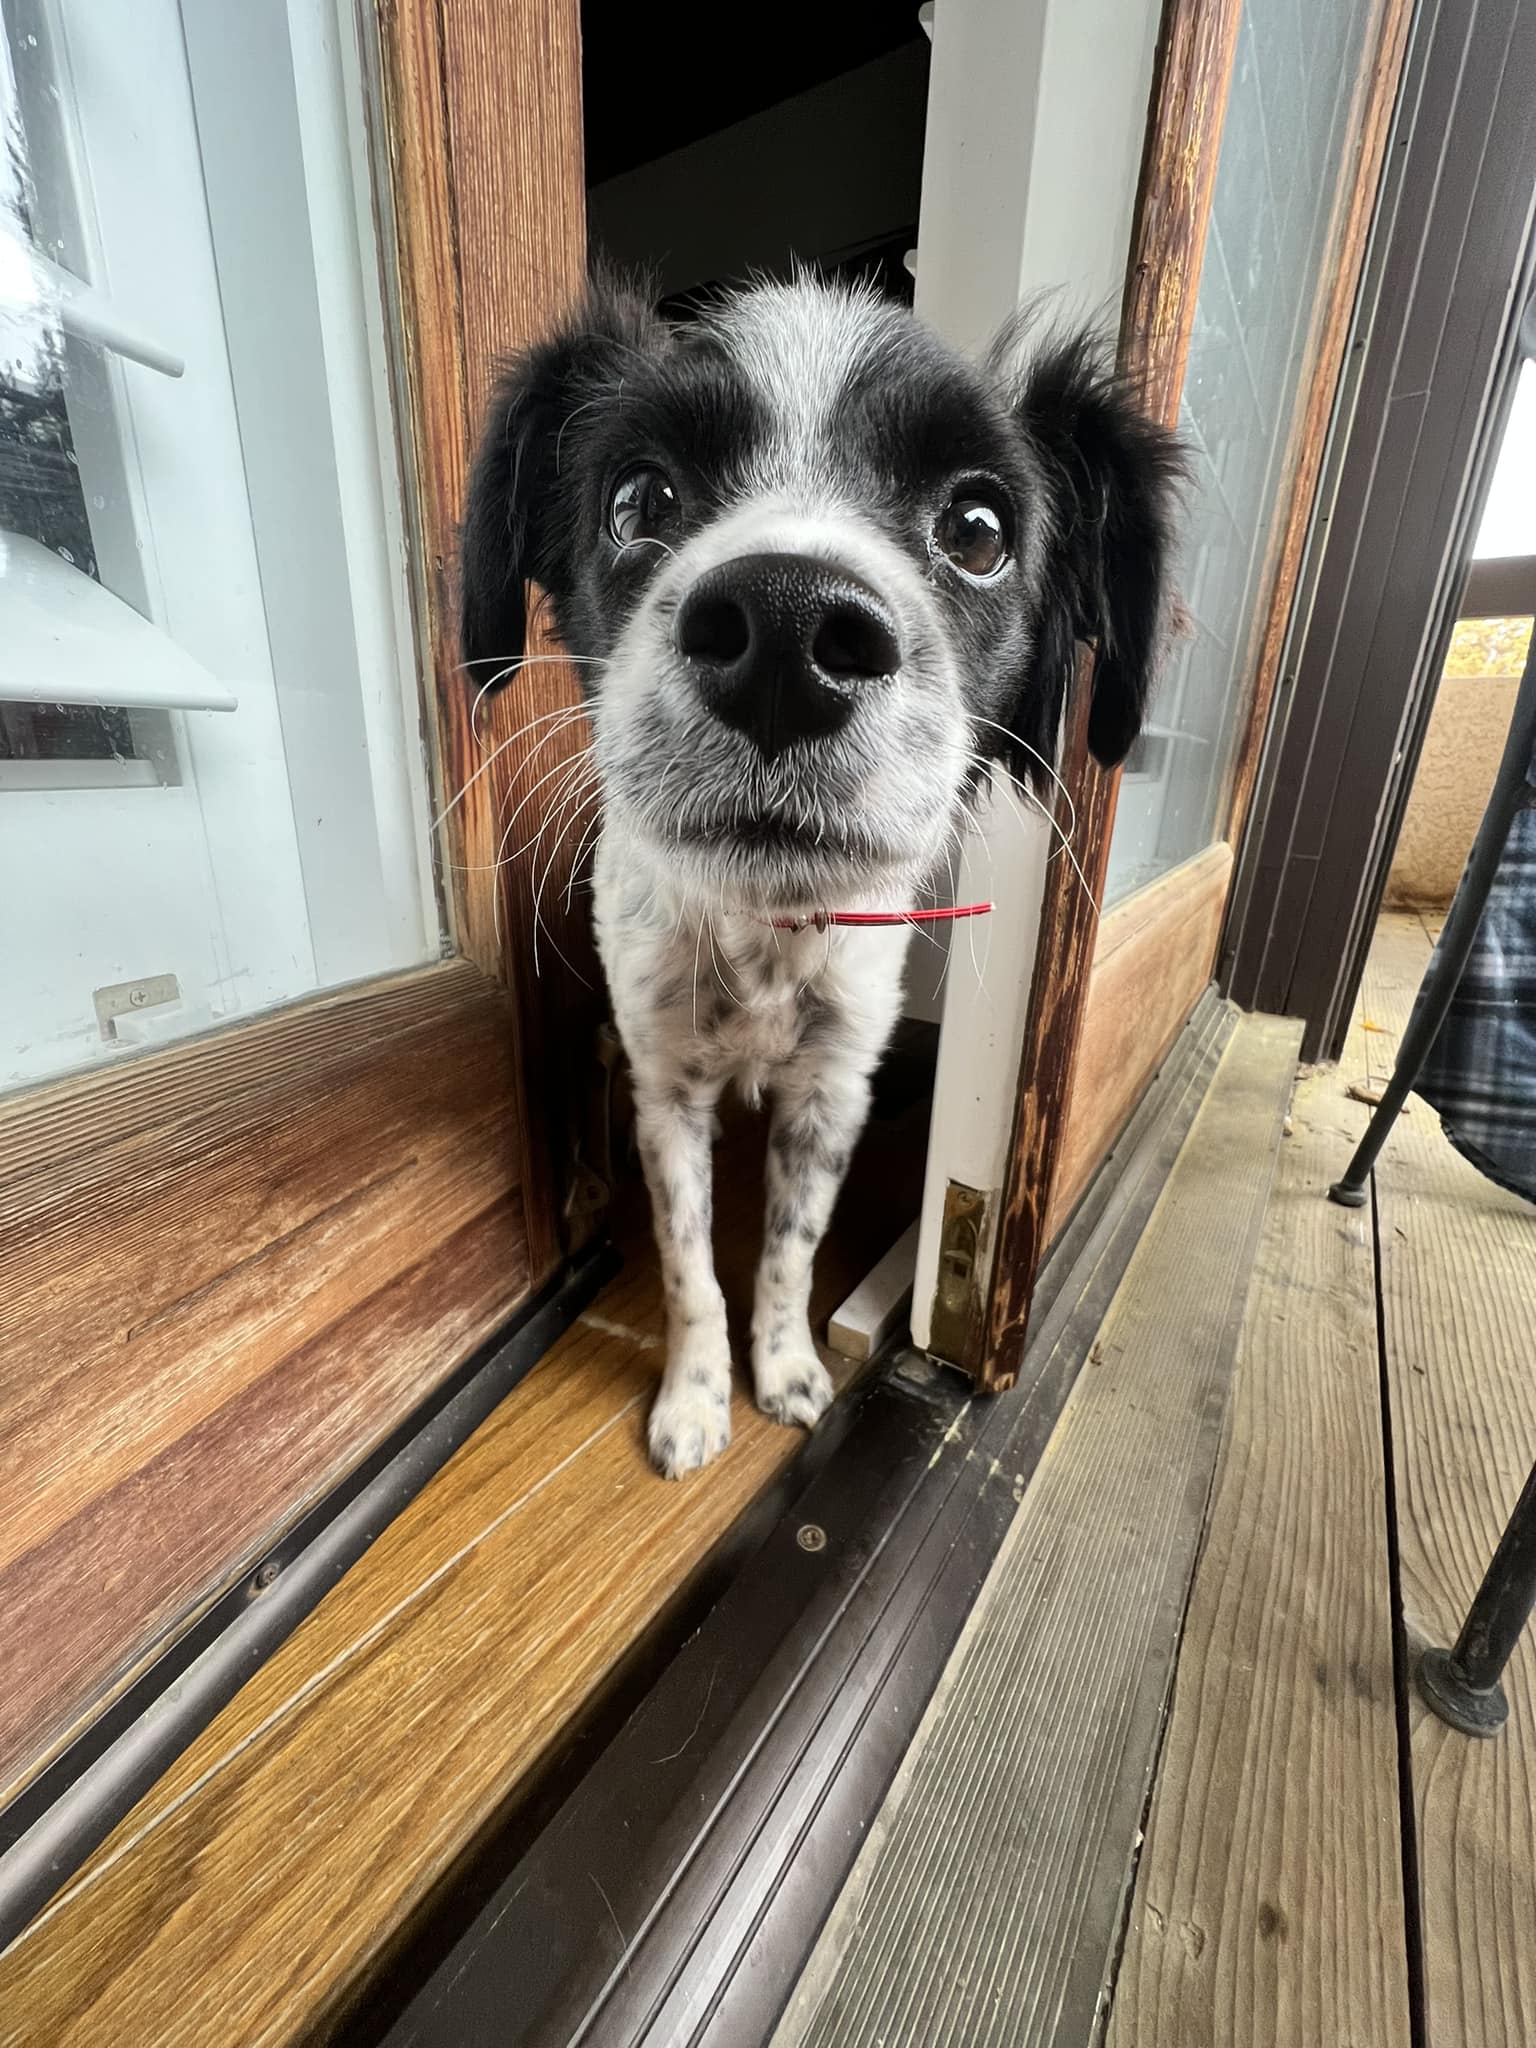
[
  {"left": 0, "top": 0, "right": 440, "bottom": 1091},
  {"left": 1104, "top": 0, "right": 1380, "bottom": 905},
  {"left": 1474, "top": 360, "right": 1536, "bottom": 560}
]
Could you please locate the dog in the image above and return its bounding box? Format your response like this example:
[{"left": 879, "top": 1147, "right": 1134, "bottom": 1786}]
[{"left": 460, "top": 275, "right": 1179, "bottom": 1477}]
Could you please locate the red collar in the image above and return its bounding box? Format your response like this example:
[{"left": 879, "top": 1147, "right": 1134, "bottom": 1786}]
[{"left": 764, "top": 902, "right": 993, "bottom": 932}]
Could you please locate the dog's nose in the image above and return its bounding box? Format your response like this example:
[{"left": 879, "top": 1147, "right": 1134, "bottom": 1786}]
[{"left": 676, "top": 552, "right": 900, "bottom": 756}]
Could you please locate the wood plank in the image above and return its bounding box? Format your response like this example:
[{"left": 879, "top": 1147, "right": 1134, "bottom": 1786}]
[
  {"left": 1107, "top": 1061, "right": 1411, "bottom": 2047},
  {"left": 1367, "top": 915, "right": 1536, "bottom": 2048},
  {"left": 0, "top": 964, "right": 529, "bottom": 1806},
  {"left": 0, "top": 1101, "right": 924, "bottom": 2044},
  {"left": 981, "top": 0, "right": 1244, "bottom": 1390},
  {"left": 1044, "top": 842, "right": 1231, "bottom": 1240},
  {"left": 775, "top": 1014, "right": 1300, "bottom": 2048}
]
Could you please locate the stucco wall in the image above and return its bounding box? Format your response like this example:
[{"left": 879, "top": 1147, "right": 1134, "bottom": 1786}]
[{"left": 1385, "top": 673, "right": 1522, "bottom": 909}]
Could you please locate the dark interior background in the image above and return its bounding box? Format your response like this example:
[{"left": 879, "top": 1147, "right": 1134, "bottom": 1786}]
[{"left": 580, "top": 0, "right": 930, "bottom": 306}]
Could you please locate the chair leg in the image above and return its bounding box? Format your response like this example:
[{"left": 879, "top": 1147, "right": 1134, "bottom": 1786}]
[{"left": 1418, "top": 1459, "right": 1536, "bottom": 1736}]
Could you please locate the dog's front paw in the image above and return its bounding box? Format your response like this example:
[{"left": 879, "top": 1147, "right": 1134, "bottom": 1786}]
[
  {"left": 754, "top": 1349, "right": 835, "bottom": 1431},
  {"left": 647, "top": 1371, "right": 732, "bottom": 1479}
]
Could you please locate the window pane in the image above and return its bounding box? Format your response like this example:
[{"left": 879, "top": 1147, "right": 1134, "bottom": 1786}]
[
  {"left": 0, "top": 0, "right": 440, "bottom": 1090},
  {"left": 1104, "top": 0, "right": 1379, "bottom": 905},
  {"left": 1474, "top": 360, "right": 1536, "bottom": 560}
]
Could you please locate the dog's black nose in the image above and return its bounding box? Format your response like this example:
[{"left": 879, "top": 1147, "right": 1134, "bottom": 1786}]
[{"left": 676, "top": 552, "right": 900, "bottom": 756}]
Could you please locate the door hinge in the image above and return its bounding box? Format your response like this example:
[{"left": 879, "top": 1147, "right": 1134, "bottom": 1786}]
[{"left": 928, "top": 1179, "right": 989, "bottom": 1367}]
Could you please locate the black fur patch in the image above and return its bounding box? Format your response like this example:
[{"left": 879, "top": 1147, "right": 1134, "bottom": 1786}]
[
  {"left": 460, "top": 281, "right": 764, "bottom": 685},
  {"left": 998, "top": 324, "right": 1187, "bottom": 770}
]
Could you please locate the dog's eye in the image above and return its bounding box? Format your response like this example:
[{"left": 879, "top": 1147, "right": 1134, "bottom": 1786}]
[
  {"left": 936, "top": 494, "right": 1008, "bottom": 579},
  {"left": 609, "top": 466, "right": 681, "bottom": 550}
]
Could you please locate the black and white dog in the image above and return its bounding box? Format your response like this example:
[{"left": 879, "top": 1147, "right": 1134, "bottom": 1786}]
[{"left": 462, "top": 276, "right": 1179, "bottom": 1478}]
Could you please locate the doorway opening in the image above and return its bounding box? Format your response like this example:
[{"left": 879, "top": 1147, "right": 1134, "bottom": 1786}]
[
  {"left": 576, "top": 0, "right": 942, "bottom": 1347},
  {"left": 581, "top": 0, "right": 929, "bottom": 310}
]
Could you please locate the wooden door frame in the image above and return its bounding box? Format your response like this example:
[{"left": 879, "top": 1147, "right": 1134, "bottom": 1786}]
[
  {"left": 975, "top": 0, "right": 1413, "bottom": 1391},
  {"left": 373, "top": 0, "right": 591, "bottom": 1279},
  {"left": 1, "top": 0, "right": 587, "bottom": 1809}
]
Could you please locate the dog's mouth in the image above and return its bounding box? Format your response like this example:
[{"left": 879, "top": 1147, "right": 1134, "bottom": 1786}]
[{"left": 675, "top": 809, "right": 897, "bottom": 869}]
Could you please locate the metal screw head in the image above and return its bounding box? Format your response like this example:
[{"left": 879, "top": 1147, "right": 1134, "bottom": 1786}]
[
  {"left": 128, "top": 987, "right": 149, "bottom": 1008},
  {"left": 796, "top": 1524, "right": 827, "bottom": 1554},
  {"left": 254, "top": 1561, "right": 280, "bottom": 1590}
]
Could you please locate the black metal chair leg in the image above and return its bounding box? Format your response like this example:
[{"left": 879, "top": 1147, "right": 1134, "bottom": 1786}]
[
  {"left": 1418, "top": 1459, "right": 1536, "bottom": 1736},
  {"left": 1328, "top": 634, "right": 1536, "bottom": 1209}
]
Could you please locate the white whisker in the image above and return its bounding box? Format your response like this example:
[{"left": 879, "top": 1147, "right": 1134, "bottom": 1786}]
[
  {"left": 1007, "top": 778, "right": 1100, "bottom": 918},
  {"left": 969, "top": 716, "right": 1079, "bottom": 846},
  {"left": 447, "top": 741, "right": 595, "bottom": 868},
  {"left": 433, "top": 701, "right": 591, "bottom": 832}
]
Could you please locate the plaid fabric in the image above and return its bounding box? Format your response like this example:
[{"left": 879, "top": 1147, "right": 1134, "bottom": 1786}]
[{"left": 1415, "top": 796, "right": 1536, "bottom": 1205}]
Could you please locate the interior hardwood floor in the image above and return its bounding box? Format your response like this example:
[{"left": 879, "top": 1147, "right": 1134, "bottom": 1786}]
[{"left": 0, "top": 1070, "right": 927, "bottom": 2047}]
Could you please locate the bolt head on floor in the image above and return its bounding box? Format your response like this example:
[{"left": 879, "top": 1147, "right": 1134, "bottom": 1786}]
[
  {"left": 1327, "top": 1179, "right": 1369, "bottom": 1208},
  {"left": 1417, "top": 1645, "right": 1509, "bottom": 1736}
]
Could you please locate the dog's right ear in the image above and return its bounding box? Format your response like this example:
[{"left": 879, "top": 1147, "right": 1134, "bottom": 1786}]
[{"left": 460, "top": 280, "right": 666, "bottom": 690}]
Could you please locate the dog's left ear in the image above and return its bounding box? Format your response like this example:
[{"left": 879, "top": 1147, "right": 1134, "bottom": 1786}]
[{"left": 1009, "top": 331, "right": 1183, "bottom": 769}]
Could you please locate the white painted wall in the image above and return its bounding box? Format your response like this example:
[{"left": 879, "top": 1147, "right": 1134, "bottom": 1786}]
[{"left": 910, "top": 0, "right": 1162, "bottom": 1350}]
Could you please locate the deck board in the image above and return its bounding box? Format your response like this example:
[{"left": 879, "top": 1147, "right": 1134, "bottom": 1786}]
[
  {"left": 1368, "top": 914, "right": 1536, "bottom": 2048},
  {"left": 1107, "top": 1053, "right": 1412, "bottom": 2047},
  {"left": 0, "top": 1102, "right": 923, "bottom": 2046},
  {"left": 775, "top": 1015, "right": 1300, "bottom": 2048}
]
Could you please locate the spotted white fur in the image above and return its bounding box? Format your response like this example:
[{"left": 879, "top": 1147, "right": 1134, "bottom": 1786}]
[{"left": 593, "top": 833, "right": 908, "bottom": 1475}]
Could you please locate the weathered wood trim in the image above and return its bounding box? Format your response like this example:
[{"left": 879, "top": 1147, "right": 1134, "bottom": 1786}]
[
  {"left": 977, "top": 0, "right": 1243, "bottom": 1391},
  {"left": 0, "top": 959, "right": 530, "bottom": 1803},
  {"left": 1043, "top": 841, "right": 1233, "bottom": 1242},
  {"left": 373, "top": 0, "right": 588, "bottom": 1279}
]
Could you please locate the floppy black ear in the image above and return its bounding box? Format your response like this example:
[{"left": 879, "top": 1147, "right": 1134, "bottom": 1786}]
[
  {"left": 1011, "top": 331, "right": 1183, "bottom": 768},
  {"left": 460, "top": 279, "right": 666, "bottom": 689}
]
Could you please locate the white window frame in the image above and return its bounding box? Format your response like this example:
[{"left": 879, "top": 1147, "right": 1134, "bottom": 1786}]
[{"left": 1, "top": 0, "right": 440, "bottom": 1087}]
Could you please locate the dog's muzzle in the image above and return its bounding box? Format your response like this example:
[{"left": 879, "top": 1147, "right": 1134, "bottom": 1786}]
[{"left": 675, "top": 551, "right": 900, "bottom": 759}]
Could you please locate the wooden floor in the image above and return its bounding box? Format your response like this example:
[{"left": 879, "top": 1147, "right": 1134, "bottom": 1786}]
[
  {"left": 1112, "top": 913, "right": 1536, "bottom": 2047},
  {"left": 0, "top": 1084, "right": 926, "bottom": 2046}
]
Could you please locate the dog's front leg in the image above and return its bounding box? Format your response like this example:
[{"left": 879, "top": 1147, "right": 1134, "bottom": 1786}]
[
  {"left": 634, "top": 1078, "right": 733, "bottom": 1479},
  {"left": 752, "top": 1066, "right": 871, "bottom": 1429}
]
